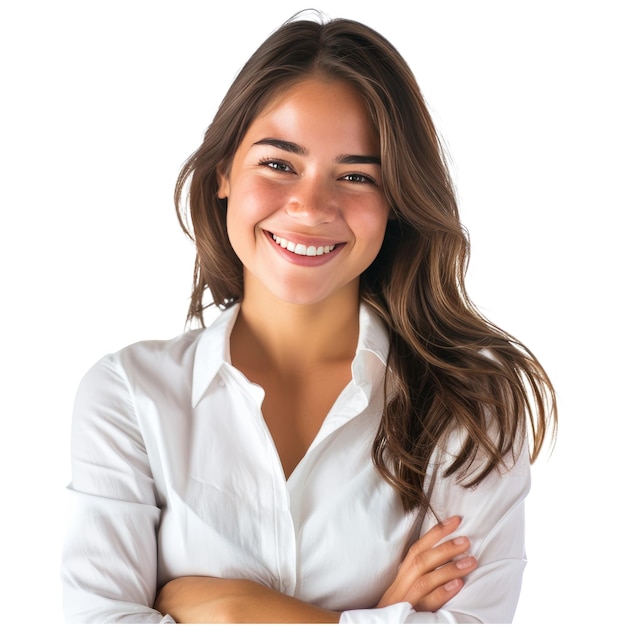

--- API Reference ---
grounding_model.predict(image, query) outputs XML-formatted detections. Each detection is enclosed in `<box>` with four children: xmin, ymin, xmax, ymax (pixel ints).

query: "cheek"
<box><xmin>227</xmin><ymin>178</ymin><xmax>287</xmax><ymax>225</ymax></box>
<box><xmin>358</xmin><ymin>204</ymin><xmax>390</xmax><ymax>248</ymax></box>
<box><xmin>225</xmin><ymin>181</ymin><xmax>287</xmax><ymax>258</ymax></box>
<box><xmin>357</xmin><ymin>208</ymin><xmax>391</xmax><ymax>270</ymax></box>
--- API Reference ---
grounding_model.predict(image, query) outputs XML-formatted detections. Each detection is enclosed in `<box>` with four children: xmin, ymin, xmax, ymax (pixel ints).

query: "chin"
<box><xmin>244</xmin><ymin>271</ymin><xmax>359</xmax><ymax>308</ymax></box>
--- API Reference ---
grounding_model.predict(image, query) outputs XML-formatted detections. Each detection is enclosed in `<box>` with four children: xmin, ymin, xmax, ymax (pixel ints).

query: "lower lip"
<box><xmin>264</xmin><ymin>231</ymin><xmax>344</xmax><ymax>267</ymax></box>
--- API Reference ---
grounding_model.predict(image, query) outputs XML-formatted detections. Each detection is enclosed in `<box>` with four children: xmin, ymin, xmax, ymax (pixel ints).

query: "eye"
<box><xmin>341</xmin><ymin>172</ymin><xmax>377</xmax><ymax>185</ymax></box>
<box><xmin>258</xmin><ymin>158</ymin><xmax>294</xmax><ymax>173</ymax></box>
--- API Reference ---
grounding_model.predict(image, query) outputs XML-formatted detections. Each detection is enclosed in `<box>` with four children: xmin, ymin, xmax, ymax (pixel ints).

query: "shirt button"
<box><xmin>217</xmin><ymin>378</ymin><xmax>225</xmax><ymax>387</ymax></box>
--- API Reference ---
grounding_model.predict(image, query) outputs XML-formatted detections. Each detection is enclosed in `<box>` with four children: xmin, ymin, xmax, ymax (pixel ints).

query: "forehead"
<box><xmin>245</xmin><ymin>77</ymin><xmax>379</xmax><ymax>149</ymax></box>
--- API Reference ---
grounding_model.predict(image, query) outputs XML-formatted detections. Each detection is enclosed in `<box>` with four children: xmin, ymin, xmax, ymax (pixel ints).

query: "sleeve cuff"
<box><xmin>340</xmin><ymin>602</ymin><xmax>415</xmax><ymax>623</ymax></box>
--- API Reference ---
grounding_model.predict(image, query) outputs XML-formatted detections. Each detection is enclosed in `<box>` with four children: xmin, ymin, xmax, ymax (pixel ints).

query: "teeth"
<box><xmin>272</xmin><ymin>234</ymin><xmax>336</xmax><ymax>257</ymax></box>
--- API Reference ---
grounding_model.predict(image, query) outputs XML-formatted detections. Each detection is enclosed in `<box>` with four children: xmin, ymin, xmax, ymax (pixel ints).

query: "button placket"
<box><xmin>230</xmin><ymin>363</ymin><xmax>298</xmax><ymax>597</ymax></box>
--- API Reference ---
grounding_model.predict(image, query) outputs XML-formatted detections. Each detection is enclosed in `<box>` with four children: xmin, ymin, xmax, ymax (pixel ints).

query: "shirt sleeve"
<box><xmin>339</xmin><ymin>431</ymin><xmax>531</xmax><ymax>624</ymax></box>
<box><xmin>61</xmin><ymin>354</ymin><xmax>172</xmax><ymax>623</ymax></box>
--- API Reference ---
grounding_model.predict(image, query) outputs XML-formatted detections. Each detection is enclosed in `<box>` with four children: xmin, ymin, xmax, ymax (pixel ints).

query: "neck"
<box><xmin>231</xmin><ymin>285</ymin><xmax>360</xmax><ymax>374</ymax></box>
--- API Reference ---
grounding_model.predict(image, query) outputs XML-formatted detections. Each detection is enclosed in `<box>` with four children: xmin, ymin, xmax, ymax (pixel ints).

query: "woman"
<box><xmin>62</xmin><ymin>13</ymin><xmax>556</xmax><ymax>623</ymax></box>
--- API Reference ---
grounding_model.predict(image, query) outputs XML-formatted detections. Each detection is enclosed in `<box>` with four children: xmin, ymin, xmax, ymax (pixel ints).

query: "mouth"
<box><xmin>269</xmin><ymin>232</ymin><xmax>340</xmax><ymax>257</ymax></box>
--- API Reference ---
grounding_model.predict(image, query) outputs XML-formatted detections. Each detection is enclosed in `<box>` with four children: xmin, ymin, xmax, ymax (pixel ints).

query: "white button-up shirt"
<box><xmin>61</xmin><ymin>304</ymin><xmax>530</xmax><ymax>623</ymax></box>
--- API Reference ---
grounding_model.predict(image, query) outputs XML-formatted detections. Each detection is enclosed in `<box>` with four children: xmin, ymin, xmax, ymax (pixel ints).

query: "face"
<box><xmin>218</xmin><ymin>77</ymin><xmax>390</xmax><ymax>308</ymax></box>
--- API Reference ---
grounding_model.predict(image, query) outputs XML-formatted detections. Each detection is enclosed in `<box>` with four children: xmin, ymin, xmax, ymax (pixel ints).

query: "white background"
<box><xmin>1</xmin><ymin>1</ymin><xmax>623</xmax><ymax>623</ymax></box>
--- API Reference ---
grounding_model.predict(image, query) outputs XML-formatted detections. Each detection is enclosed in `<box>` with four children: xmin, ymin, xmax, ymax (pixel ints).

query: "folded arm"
<box><xmin>62</xmin><ymin>358</ymin><xmax>529</xmax><ymax>624</ymax></box>
<box><xmin>154</xmin><ymin>516</ymin><xmax>477</xmax><ymax>623</ymax></box>
<box><xmin>341</xmin><ymin>433</ymin><xmax>532</xmax><ymax>623</ymax></box>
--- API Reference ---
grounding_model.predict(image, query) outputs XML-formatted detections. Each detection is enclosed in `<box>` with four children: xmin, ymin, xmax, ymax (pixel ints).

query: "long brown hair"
<box><xmin>175</xmin><ymin>13</ymin><xmax>557</xmax><ymax>512</ymax></box>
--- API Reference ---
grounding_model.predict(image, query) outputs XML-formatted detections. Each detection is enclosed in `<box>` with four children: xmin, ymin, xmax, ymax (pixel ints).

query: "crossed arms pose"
<box><xmin>62</xmin><ymin>12</ymin><xmax>554</xmax><ymax>624</ymax></box>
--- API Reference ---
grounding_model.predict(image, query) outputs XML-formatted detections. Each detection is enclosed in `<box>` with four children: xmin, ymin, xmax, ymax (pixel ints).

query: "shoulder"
<box><xmin>73</xmin><ymin>328</ymin><xmax>204</xmax><ymax>413</ymax></box>
<box><xmin>80</xmin><ymin>328</ymin><xmax>204</xmax><ymax>386</ymax></box>
<box><xmin>75</xmin><ymin>306</ymin><xmax>238</xmax><ymax>409</ymax></box>
<box><xmin>73</xmin><ymin>328</ymin><xmax>218</xmax><ymax>430</ymax></box>
<box><xmin>70</xmin><ymin>328</ymin><xmax>214</xmax><ymax>465</ymax></box>
<box><xmin>435</xmin><ymin>422</ymin><xmax>529</xmax><ymax>479</ymax></box>
<box><xmin>116</xmin><ymin>328</ymin><xmax>206</xmax><ymax>374</ymax></box>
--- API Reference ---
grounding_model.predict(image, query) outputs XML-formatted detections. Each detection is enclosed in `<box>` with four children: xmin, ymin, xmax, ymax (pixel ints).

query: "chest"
<box><xmin>151</xmin><ymin>373</ymin><xmax>417</xmax><ymax>610</ymax></box>
<box><xmin>254</xmin><ymin>361</ymin><xmax>353</xmax><ymax>479</ymax></box>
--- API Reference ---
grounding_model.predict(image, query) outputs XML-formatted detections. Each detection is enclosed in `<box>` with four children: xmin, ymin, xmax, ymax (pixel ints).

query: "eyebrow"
<box><xmin>253</xmin><ymin>138</ymin><xmax>306</xmax><ymax>155</ymax></box>
<box><xmin>252</xmin><ymin>137</ymin><xmax>381</xmax><ymax>165</ymax></box>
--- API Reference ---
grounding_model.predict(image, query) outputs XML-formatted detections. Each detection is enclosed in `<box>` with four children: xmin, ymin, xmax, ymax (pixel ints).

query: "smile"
<box><xmin>271</xmin><ymin>234</ymin><xmax>337</xmax><ymax>257</ymax></box>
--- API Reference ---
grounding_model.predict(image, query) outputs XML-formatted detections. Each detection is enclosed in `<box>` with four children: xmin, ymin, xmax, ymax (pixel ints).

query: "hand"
<box><xmin>155</xmin><ymin>576</ymin><xmax>340</xmax><ymax>623</ymax></box>
<box><xmin>377</xmin><ymin>515</ymin><xmax>477</xmax><ymax>612</ymax></box>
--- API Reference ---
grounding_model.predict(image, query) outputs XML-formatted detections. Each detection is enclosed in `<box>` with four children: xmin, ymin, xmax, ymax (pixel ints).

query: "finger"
<box><xmin>386</xmin><ymin>537</ymin><xmax>473</xmax><ymax>607</ymax></box>
<box><xmin>410</xmin><ymin>556</ymin><xmax>478</xmax><ymax>612</ymax></box>
<box><xmin>377</xmin><ymin>516</ymin><xmax>470</xmax><ymax>609</ymax></box>
<box><xmin>406</xmin><ymin>516</ymin><xmax>462</xmax><ymax>559</ymax></box>
<box><xmin>400</xmin><ymin>533</ymin><xmax>471</xmax><ymax>580</ymax></box>
<box><xmin>414</xmin><ymin>578</ymin><xmax>465</xmax><ymax>613</ymax></box>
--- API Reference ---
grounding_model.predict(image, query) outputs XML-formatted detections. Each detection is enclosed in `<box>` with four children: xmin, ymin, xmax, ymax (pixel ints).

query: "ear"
<box><xmin>216</xmin><ymin>162</ymin><xmax>230</xmax><ymax>199</ymax></box>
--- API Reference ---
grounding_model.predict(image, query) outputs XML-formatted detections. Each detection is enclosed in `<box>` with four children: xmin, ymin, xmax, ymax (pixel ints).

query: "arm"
<box><xmin>155</xmin><ymin>434</ymin><xmax>529</xmax><ymax>624</ymax></box>
<box><xmin>341</xmin><ymin>432</ymin><xmax>531</xmax><ymax>624</ymax></box>
<box><xmin>61</xmin><ymin>356</ymin><xmax>170</xmax><ymax>623</ymax></box>
<box><xmin>155</xmin><ymin>577</ymin><xmax>340</xmax><ymax>623</ymax></box>
<box><xmin>154</xmin><ymin>516</ymin><xmax>477</xmax><ymax>623</ymax></box>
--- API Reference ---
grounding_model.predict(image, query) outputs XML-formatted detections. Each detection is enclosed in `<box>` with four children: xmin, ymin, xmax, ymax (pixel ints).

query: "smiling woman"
<box><xmin>219</xmin><ymin>78</ymin><xmax>390</xmax><ymax>308</ymax></box>
<box><xmin>61</xmin><ymin>11</ymin><xmax>557</xmax><ymax>624</ymax></box>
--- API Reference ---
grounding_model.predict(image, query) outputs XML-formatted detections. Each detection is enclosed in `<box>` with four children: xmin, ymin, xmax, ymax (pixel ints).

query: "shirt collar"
<box><xmin>191</xmin><ymin>302</ymin><xmax>389</xmax><ymax>408</ymax></box>
<box><xmin>192</xmin><ymin>304</ymin><xmax>240</xmax><ymax>407</ymax></box>
<box><xmin>351</xmin><ymin>303</ymin><xmax>390</xmax><ymax>400</ymax></box>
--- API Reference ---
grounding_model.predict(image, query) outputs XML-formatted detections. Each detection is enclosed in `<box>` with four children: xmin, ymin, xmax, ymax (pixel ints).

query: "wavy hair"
<box><xmin>175</xmin><ymin>13</ymin><xmax>557</xmax><ymax>512</ymax></box>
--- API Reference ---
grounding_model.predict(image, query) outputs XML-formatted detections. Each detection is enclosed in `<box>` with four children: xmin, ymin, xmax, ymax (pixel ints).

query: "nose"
<box><xmin>284</xmin><ymin>177</ymin><xmax>338</xmax><ymax>226</ymax></box>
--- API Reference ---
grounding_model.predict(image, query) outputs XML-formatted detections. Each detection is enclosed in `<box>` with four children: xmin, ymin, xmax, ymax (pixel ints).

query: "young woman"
<box><xmin>61</xmin><ymin>13</ymin><xmax>556</xmax><ymax>624</ymax></box>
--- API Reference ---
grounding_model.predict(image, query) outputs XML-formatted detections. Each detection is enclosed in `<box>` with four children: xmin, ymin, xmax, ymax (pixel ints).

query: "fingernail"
<box><xmin>444</xmin><ymin>579</ymin><xmax>461</xmax><ymax>591</ymax></box>
<box><xmin>453</xmin><ymin>536</ymin><xmax>467</xmax><ymax>545</ymax></box>
<box><xmin>442</xmin><ymin>516</ymin><xmax>458</xmax><ymax>525</ymax></box>
<box><xmin>455</xmin><ymin>556</ymin><xmax>475</xmax><ymax>570</ymax></box>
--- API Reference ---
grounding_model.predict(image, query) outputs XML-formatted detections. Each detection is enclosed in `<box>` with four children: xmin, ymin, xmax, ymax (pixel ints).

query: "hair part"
<box><xmin>175</xmin><ymin>13</ymin><xmax>557</xmax><ymax>512</ymax></box>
